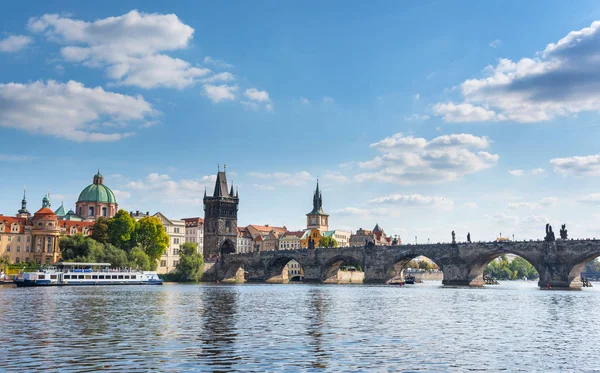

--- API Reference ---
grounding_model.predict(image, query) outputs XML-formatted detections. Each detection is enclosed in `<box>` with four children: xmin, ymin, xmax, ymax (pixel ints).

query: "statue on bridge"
<box><xmin>545</xmin><ymin>224</ymin><xmax>556</xmax><ymax>242</ymax></box>
<box><xmin>467</xmin><ymin>232</ymin><xmax>471</xmax><ymax>243</ymax></box>
<box><xmin>307</xmin><ymin>237</ymin><xmax>315</xmax><ymax>250</ymax></box>
<box><xmin>560</xmin><ymin>224</ymin><xmax>568</xmax><ymax>240</ymax></box>
<box><xmin>451</xmin><ymin>230</ymin><xmax>456</xmax><ymax>244</ymax></box>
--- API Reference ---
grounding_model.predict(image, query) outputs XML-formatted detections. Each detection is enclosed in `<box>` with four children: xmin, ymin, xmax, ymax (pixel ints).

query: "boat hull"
<box><xmin>14</xmin><ymin>279</ymin><xmax>163</xmax><ymax>287</ymax></box>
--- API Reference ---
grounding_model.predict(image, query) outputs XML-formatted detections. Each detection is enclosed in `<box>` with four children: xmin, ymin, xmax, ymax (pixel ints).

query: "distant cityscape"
<box><xmin>0</xmin><ymin>169</ymin><xmax>405</xmax><ymax>275</ymax></box>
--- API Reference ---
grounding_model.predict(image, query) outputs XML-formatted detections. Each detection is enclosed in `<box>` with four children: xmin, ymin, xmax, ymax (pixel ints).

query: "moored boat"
<box><xmin>14</xmin><ymin>262</ymin><xmax>162</xmax><ymax>287</ymax></box>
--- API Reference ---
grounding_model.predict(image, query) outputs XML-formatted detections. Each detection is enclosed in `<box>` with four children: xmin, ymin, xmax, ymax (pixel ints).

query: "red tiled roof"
<box><xmin>0</xmin><ymin>216</ymin><xmax>27</xmax><ymax>234</ymax></box>
<box><xmin>34</xmin><ymin>207</ymin><xmax>56</xmax><ymax>216</ymax></box>
<box><xmin>248</xmin><ymin>224</ymin><xmax>287</xmax><ymax>233</ymax></box>
<box><xmin>61</xmin><ymin>221</ymin><xmax>94</xmax><ymax>235</ymax></box>
<box><xmin>182</xmin><ymin>217</ymin><xmax>204</xmax><ymax>227</ymax></box>
<box><xmin>282</xmin><ymin>231</ymin><xmax>304</xmax><ymax>238</ymax></box>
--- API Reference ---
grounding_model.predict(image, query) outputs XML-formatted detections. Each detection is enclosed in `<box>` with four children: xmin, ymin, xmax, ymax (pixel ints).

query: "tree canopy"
<box><xmin>174</xmin><ymin>242</ymin><xmax>204</xmax><ymax>282</ymax></box>
<box><xmin>91</xmin><ymin>216</ymin><xmax>109</xmax><ymax>243</ymax></box>
<box><xmin>485</xmin><ymin>255</ymin><xmax>538</xmax><ymax>280</ymax></box>
<box><xmin>319</xmin><ymin>236</ymin><xmax>338</xmax><ymax>248</ymax></box>
<box><xmin>134</xmin><ymin>216</ymin><xmax>169</xmax><ymax>269</ymax></box>
<box><xmin>108</xmin><ymin>209</ymin><xmax>136</xmax><ymax>251</ymax></box>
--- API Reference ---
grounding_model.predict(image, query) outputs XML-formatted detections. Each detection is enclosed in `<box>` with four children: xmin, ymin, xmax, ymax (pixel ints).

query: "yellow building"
<box><xmin>301</xmin><ymin>228</ymin><xmax>322</xmax><ymax>249</ymax></box>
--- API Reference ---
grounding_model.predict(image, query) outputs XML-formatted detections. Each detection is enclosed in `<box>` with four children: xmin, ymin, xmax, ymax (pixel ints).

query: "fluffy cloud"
<box><xmin>0</xmin><ymin>35</ymin><xmax>32</xmax><ymax>52</ymax></box>
<box><xmin>203</xmin><ymin>56</ymin><xmax>233</xmax><ymax>69</ymax></box>
<box><xmin>578</xmin><ymin>193</ymin><xmax>600</xmax><ymax>205</ymax></box>
<box><xmin>354</xmin><ymin>133</ymin><xmax>498</xmax><ymax>184</ymax></box>
<box><xmin>28</xmin><ymin>11</ymin><xmax>217</xmax><ymax>89</ymax></box>
<box><xmin>506</xmin><ymin>197</ymin><xmax>558</xmax><ymax>210</ymax></box>
<box><xmin>368</xmin><ymin>193</ymin><xmax>453</xmax><ymax>209</ymax></box>
<box><xmin>0</xmin><ymin>80</ymin><xmax>155</xmax><ymax>141</ymax></box>
<box><xmin>247</xmin><ymin>171</ymin><xmax>313</xmax><ymax>187</ymax></box>
<box><xmin>550</xmin><ymin>154</ymin><xmax>600</xmax><ymax>176</ymax></box>
<box><xmin>489</xmin><ymin>39</ymin><xmax>502</xmax><ymax>48</ymax></box>
<box><xmin>531</xmin><ymin>168</ymin><xmax>546</xmax><ymax>175</ymax></box>
<box><xmin>322</xmin><ymin>172</ymin><xmax>350</xmax><ymax>183</ymax></box>
<box><xmin>435</xmin><ymin>21</ymin><xmax>600</xmax><ymax>123</ymax></box>
<box><xmin>124</xmin><ymin>173</ymin><xmax>217</xmax><ymax>204</ymax></box>
<box><xmin>508</xmin><ymin>169</ymin><xmax>524</xmax><ymax>176</ymax></box>
<box><xmin>203</xmin><ymin>84</ymin><xmax>238</xmax><ymax>103</ymax></box>
<box><xmin>462</xmin><ymin>202</ymin><xmax>478</xmax><ymax>209</ymax></box>
<box><xmin>244</xmin><ymin>88</ymin><xmax>270</xmax><ymax>102</ymax></box>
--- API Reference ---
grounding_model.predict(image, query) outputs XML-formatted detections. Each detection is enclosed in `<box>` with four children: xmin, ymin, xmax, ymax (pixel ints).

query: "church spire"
<box><xmin>18</xmin><ymin>186</ymin><xmax>28</xmax><ymax>214</ymax></box>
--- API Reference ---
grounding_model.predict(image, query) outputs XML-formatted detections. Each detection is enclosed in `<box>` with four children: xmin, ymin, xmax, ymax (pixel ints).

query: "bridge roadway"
<box><xmin>211</xmin><ymin>239</ymin><xmax>600</xmax><ymax>290</ymax></box>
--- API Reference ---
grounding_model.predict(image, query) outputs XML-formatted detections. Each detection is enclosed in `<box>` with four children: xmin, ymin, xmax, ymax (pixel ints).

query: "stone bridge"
<box><xmin>210</xmin><ymin>239</ymin><xmax>600</xmax><ymax>290</ymax></box>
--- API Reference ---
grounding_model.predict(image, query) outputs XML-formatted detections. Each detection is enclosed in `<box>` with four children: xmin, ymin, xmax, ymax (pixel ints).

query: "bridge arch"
<box><xmin>384</xmin><ymin>254</ymin><xmax>443</xmax><ymax>284</ymax></box>
<box><xmin>321</xmin><ymin>254</ymin><xmax>364</xmax><ymax>283</ymax></box>
<box><xmin>566</xmin><ymin>249</ymin><xmax>600</xmax><ymax>288</ymax></box>
<box><xmin>221</xmin><ymin>259</ymin><xmax>248</xmax><ymax>283</ymax></box>
<box><xmin>466</xmin><ymin>248</ymin><xmax>542</xmax><ymax>287</ymax></box>
<box><xmin>220</xmin><ymin>239</ymin><xmax>236</xmax><ymax>256</ymax></box>
<box><xmin>264</xmin><ymin>255</ymin><xmax>306</xmax><ymax>283</ymax></box>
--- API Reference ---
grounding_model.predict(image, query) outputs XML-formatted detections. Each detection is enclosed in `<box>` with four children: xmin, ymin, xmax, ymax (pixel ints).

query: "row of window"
<box><xmin>63</xmin><ymin>274</ymin><xmax>138</xmax><ymax>280</ymax></box>
<box><xmin>14</xmin><ymin>257</ymin><xmax>49</xmax><ymax>265</ymax></box>
<box><xmin>159</xmin><ymin>260</ymin><xmax>179</xmax><ymax>267</ymax></box>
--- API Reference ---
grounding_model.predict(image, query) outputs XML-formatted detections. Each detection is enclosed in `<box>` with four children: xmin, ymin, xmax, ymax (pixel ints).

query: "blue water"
<box><xmin>1</xmin><ymin>281</ymin><xmax>598</xmax><ymax>372</ymax></box>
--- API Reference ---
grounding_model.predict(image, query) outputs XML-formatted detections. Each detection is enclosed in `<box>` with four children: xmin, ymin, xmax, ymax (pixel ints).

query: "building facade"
<box><xmin>76</xmin><ymin>171</ymin><xmax>118</xmax><ymax>221</ymax></box>
<box><xmin>154</xmin><ymin>212</ymin><xmax>185</xmax><ymax>274</ymax></box>
<box><xmin>203</xmin><ymin>169</ymin><xmax>239</xmax><ymax>260</ymax></box>
<box><xmin>0</xmin><ymin>194</ymin><xmax>92</xmax><ymax>265</ymax></box>
<box><xmin>236</xmin><ymin>227</ymin><xmax>253</xmax><ymax>253</ymax></box>
<box><xmin>279</xmin><ymin>231</ymin><xmax>303</xmax><ymax>250</ymax></box>
<box><xmin>183</xmin><ymin>217</ymin><xmax>204</xmax><ymax>253</ymax></box>
<box><xmin>323</xmin><ymin>230</ymin><xmax>352</xmax><ymax>247</ymax></box>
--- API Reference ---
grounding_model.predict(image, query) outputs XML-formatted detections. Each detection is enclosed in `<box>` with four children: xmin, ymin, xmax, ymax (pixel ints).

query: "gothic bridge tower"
<box><xmin>203</xmin><ymin>167</ymin><xmax>239</xmax><ymax>259</ymax></box>
<box><xmin>306</xmin><ymin>181</ymin><xmax>328</xmax><ymax>231</ymax></box>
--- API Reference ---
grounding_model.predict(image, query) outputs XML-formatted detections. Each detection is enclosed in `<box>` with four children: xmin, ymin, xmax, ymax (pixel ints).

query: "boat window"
<box><xmin>38</xmin><ymin>275</ymin><xmax>45</xmax><ymax>280</ymax></box>
<box><xmin>98</xmin><ymin>275</ymin><xmax>105</xmax><ymax>279</ymax></box>
<box><xmin>111</xmin><ymin>275</ymin><xmax>117</xmax><ymax>279</ymax></box>
<box><xmin>118</xmin><ymin>275</ymin><xmax>124</xmax><ymax>279</ymax></box>
<box><xmin>78</xmin><ymin>275</ymin><xmax>84</xmax><ymax>279</ymax></box>
<box><xmin>85</xmin><ymin>275</ymin><xmax>91</xmax><ymax>280</ymax></box>
<box><xmin>124</xmin><ymin>275</ymin><xmax>129</xmax><ymax>279</ymax></box>
<box><xmin>64</xmin><ymin>275</ymin><xmax>70</xmax><ymax>279</ymax></box>
<box><xmin>50</xmin><ymin>275</ymin><xmax>57</xmax><ymax>280</ymax></box>
<box><xmin>92</xmin><ymin>275</ymin><xmax>98</xmax><ymax>279</ymax></box>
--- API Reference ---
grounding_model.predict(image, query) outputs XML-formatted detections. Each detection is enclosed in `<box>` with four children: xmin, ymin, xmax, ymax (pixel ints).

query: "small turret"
<box><xmin>18</xmin><ymin>186</ymin><xmax>29</xmax><ymax>215</ymax></box>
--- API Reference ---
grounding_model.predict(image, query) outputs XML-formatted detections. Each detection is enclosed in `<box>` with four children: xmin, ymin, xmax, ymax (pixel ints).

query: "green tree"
<box><xmin>91</xmin><ymin>216</ymin><xmax>110</xmax><ymax>243</ymax></box>
<box><xmin>128</xmin><ymin>247</ymin><xmax>151</xmax><ymax>270</ymax></box>
<box><xmin>134</xmin><ymin>216</ymin><xmax>169</xmax><ymax>270</ymax></box>
<box><xmin>319</xmin><ymin>236</ymin><xmax>338</xmax><ymax>248</ymax></box>
<box><xmin>175</xmin><ymin>242</ymin><xmax>204</xmax><ymax>282</ymax></box>
<box><xmin>60</xmin><ymin>234</ymin><xmax>89</xmax><ymax>260</ymax></box>
<box><xmin>108</xmin><ymin>209</ymin><xmax>136</xmax><ymax>251</ymax></box>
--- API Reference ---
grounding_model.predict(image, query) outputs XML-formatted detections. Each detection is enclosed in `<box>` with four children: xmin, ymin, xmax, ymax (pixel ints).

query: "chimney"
<box><xmin>265</xmin><ymin>224</ymin><xmax>269</xmax><ymax>227</ymax></box>
<box><xmin>136</xmin><ymin>210</ymin><xmax>139</xmax><ymax>215</ymax></box>
<box><xmin>146</xmin><ymin>211</ymin><xmax>150</xmax><ymax>216</ymax></box>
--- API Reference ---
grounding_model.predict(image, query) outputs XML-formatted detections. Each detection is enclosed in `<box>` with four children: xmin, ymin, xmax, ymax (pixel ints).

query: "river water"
<box><xmin>1</xmin><ymin>281</ymin><xmax>599</xmax><ymax>372</ymax></box>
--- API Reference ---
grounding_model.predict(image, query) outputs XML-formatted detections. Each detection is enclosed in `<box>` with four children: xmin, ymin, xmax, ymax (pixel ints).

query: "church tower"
<box><xmin>306</xmin><ymin>181</ymin><xmax>329</xmax><ymax>231</ymax></box>
<box><xmin>17</xmin><ymin>186</ymin><xmax>30</xmax><ymax>218</ymax></box>
<box><xmin>203</xmin><ymin>166</ymin><xmax>239</xmax><ymax>259</ymax></box>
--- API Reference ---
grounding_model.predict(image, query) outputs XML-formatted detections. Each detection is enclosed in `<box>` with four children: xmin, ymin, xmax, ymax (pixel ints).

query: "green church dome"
<box><xmin>77</xmin><ymin>171</ymin><xmax>117</xmax><ymax>204</ymax></box>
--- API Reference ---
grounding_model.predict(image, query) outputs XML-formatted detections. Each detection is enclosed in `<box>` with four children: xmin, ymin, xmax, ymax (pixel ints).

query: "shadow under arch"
<box><xmin>321</xmin><ymin>254</ymin><xmax>364</xmax><ymax>283</ymax></box>
<box><xmin>384</xmin><ymin>254</ymin><xmax>442</xmax><ymax>284</ymax></box>
<box><xmin>567</xmin><ymin>252</ymin><xmax>600</xmax><ymax>288</ymax></box>
<box><xmin>221</xmin><ymin>260</ymin><xmax>246</xmax><ymax>283</ymax></box>
<box><xmin>467</xmin><ymin>250</ymin><xmax>542</xmax><ymax>287</ymax></box>
<box><xmin>220</xmin><ymin>239</ymin><xmax>235</xmax><ymax>256</ymax></box>
<box><xmin>264</xmin><ymin>255</ymin><xmax>306</xmax><ymax>283</ymax></box>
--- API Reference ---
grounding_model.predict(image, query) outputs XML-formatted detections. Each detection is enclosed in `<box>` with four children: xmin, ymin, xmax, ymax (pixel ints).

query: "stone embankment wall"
<box><xmin>325</xmin><ymin>270</ymin><xmax>365</xmax><ymax>284</ymax></box>
<box><xmin>405</xmin><ymin>271</ymin><xmax>443</xmax><ymax>281</ymax></box>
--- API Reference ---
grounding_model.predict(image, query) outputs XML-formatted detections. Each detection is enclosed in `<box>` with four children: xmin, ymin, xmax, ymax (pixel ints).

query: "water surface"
<box><xmin>1</xmin><ymin>281</ymin><xmax>598</xmax><ymax>372</ymax></box>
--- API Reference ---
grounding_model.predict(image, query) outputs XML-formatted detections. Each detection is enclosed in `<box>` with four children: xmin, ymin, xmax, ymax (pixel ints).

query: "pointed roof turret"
<box><xmin>18</xmin><ymin>186</ymin><xmax>29</xmax><ymax>214</ymax></box>
<box><xmin>55</xmin><ymin>201</ymin><xmax>67</xmax><ymax>218</ymax></box>
<box><xmin>236</xmin><ymin>187</ymin><xmax>239</xmax><ymax>199</ymax></box>
<box><xmin>42</xmin><ymin>193</ymin><xmax>51</xmax><ymax>208</ymax></box>
<box><xmin>373</xmin><ymin>223</ymin><xmax>382</xmax><ymax>233</ymax></box>
<box><xmin>213</xmin><ymin>171</ymin><xmax>231</xmax><ymax>197</ymax></box>
<box><xmin>230</xmin><ymin>182</ymin><xmax>234</xmax><ymax>197</ymax></box>
<box><xmin>306</xmin><ymin>180</ymin><xmax>327</xmax><ymax>216</ymax></box>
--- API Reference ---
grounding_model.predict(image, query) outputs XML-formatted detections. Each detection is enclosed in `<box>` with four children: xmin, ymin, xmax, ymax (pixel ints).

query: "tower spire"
<box><xmin>18</xmin><ymin>185</ymin><xmax>28</xmax><ymax>214</ymax></box>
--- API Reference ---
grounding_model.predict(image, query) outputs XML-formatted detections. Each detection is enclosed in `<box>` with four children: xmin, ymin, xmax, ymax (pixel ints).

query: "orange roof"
<box><xmin>182</xmin><ymin>217</ymin><xmax>204</xmax><ymax>226</ymax></box>
<box><xmin>61</xmin><ymin>220</ymin><xmax>94</xmax><ymax>235</ymax></box>
<box><xmin>254</xmin><ymin>236</ymin><xmax>264</xmax><ymax>242</ymax></box>
<box><xmin>282</xmin><ymin>231</ymin><xmax>304</xmax><ymax>238</ymax></box>
<box><xmin>247</xmin><ymin>224</ymin><xmax>287</xmax><ymax>233</ymax></box>
<box><xmin>0</xmin><ymin>216</ymin><xmax>27</xmax><ymax>233</ymax></box>
<box><xmin>34</xmin><ymin>207</ymin><xmax>56</xmax><ymax>216</ymax></box>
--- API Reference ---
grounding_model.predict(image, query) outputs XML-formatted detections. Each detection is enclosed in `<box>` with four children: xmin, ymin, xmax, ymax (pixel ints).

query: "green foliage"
<box><xmin>585</xmin><ymin>258</ymin><xmax>600</xmax><ymax>273</ymax></box>
<box><xmin>319</xmin><ymin>236</ymin><xmax>338</xmax><ymax>248</ymax></box>
<box><xmin>485</xmin><ymin>255</ymin><xmax>538</xmax><ymax>280</ymax></box>
<box><xmin>108</xmin><ymin>209</ymin><xmax>136</xmax><ymax>251</ymax></box>
<box><xmin>60</xmin><ymin>234</ymin><xmax>91</xmax><ymax>259</ymax></box>
<box><xmin>174</xmin><ymin>242</ymin><xmax>204</xmax><ymax>282</ymax></box>
<box><xmin>92</xmin><ymin>217</ymin><xmax>110</xmax><ymax>243</ymax></box>
<box><xmin>128</xmin><ymin>247</ymin><xmax>151</xmax><ymax>270</ymax></box>
<box><xmin>134</xmin><ymin>216</ymin><xmax>169</xmax><ymax>270</ymax></box>
<box><xmin>60</xmin><ymin>234</ymin><xmax>127</xmax><ymax>267</ymax></box>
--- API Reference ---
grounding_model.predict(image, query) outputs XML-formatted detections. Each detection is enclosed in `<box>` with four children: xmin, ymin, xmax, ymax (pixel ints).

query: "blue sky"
<box><xmin>2</xmin><ymin>1</ymin><xmax>600</xmax><ymax>242</ymax></box>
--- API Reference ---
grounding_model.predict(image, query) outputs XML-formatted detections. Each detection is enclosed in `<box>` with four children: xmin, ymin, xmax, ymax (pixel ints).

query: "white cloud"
<box><xmin>506</xmin><ymin>197</ymin><xmax>558</xmax><ymax>210</ymax></box>
<box><xmin>414</xmin><ymin>93</ymin><xmax>420</xmax><ymax>100</ymax></box>
<box><xmin>244</xmin><ymin>88</ymin><xmax>270</xmax><ymax>102</ymax></box>
<box><xmin>253</xmin><ymin>184</ymin><xmax>275</xmax><ymax>191</ymax></box>
<box><xmin>203</xmin><ymin>84</ymin><xmax>238</xmax><ymax>103</ymax></box>
<box><xmin>404</xmin><ymin>114</ymin><xmax>430</xmax><ymax>121</ymax></box>
<box><xmin>550</xmin><ymin>154</ymin><xmax>600</xmax><ymax>176</ymax></box>
<box><xmin>123</xmin><ymin>173</ymin><xmax>217</xmax><ymax>205</ymax></box>
<box><xmin>531</xmin><ymin>167</ymin><xmax>546</xmax><ymax>175</ymax></box>
<box><xmin>432</xmin><ymin>102</ymin><xmax>502</xmax><ymax>123</ymax></box>
<box><xmin>0</xmin><ymin>154</ymin><xmax>34</xmax><ymax>161</ymax></box>
<box><xmin>0</xmin><ymin>80</ymin><xmax>155</xmax><ymax>141</ymax></box>
<box><xmin>463</xmin><ymin>202</ymin><xmax>478</xmax><ymax>209</ymax></box>
<box><xmin>322</xmin><ymin>96</ymin><xmax>334</xmax><ymax>104</ymax></box>
<box><xmin>112</xmin><ymin>189</ymin><xmax>131</xmax><ymax>200</ymax></box>
<box><xmin>334</xmin><ymin>207</ymin><xmax>390</xmax><ymax>217</ymax></box>
<box><xmin>579</xmin><ymin>193</ymin><xmax>600</xmax><ymax>205</ymax></box>
<box><xmin>299</xmin><ymin>97</ymin><xmax>310</xmax><ymax>104</ymax></box>
<box><xmin>203</xmin><ymin>56</ymin><xmax>233</xmax><ymax>69</ymax></box>
<box><xmin>28</xmin><ymin>11</ymin><xmax>214</xmax><ymax>89</ymax></box>
<box><xmin>202</xmin><ymin>72</ymin><xmax>235</xmax><ymax>83</ymax></box>
<box><xmin>368</xmin><ymin>193</ymin><xmax>453</xmax><ymax>209</ymax></box>
<box><xmin>247</xmin><ymin>171</ymin><xmax>313</xmax><ymax>186</ymax></box>
<box><xmin>353</xmin><ymin>133</ymin><xmax>498</xmax><ymax>184</ymax></box>
<box><xmin>489</xmin><ymin>39</ymin><xmax>502</xmax><ymax>48</ymax></box>
<box><xmin>435</xmin><ymin>21</ymin><xmax>600</xmax><ymax>123</ymax></box>
<box><xmin>508</xmin><ymin>169</ymin><xmax>524</xmax><ymax>176</ymax></box>
<box><xmin>322</xmin><ymin>172</ymin><xmax>350</xmax><ymax>183</ymax></box>
<box><xmin>0</xmin><ymin>35</ymin><xmax>32</xmax><ymax>52</ymax></box>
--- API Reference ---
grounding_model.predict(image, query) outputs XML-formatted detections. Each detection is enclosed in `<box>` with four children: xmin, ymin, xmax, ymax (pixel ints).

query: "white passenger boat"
<box><xmin>14</xmin><ymin>262</ymin><xmax>163</xmax><ymax>287</ymax></box>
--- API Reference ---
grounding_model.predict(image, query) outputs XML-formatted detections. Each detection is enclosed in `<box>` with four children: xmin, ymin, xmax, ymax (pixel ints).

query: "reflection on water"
<box><xmin>1</xmin><ymin>281</ymin><xmax>600</xmax><ymax>372</ymax></box>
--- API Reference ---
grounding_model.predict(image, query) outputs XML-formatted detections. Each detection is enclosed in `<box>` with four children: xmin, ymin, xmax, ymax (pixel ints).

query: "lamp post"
<box><xmin>428</xmin><ymin>237</ymin><xmax>430</xmax><ymax>244</ymax></box>
<box><xmin>415</xmin><ymin>236</ymin><xmax>417</xmax><ymax>245</ymax></box>
<box><xmin>512</xmin><ymin>234</ymin><xmax>515</xmax><ymax>241</ymax></box>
